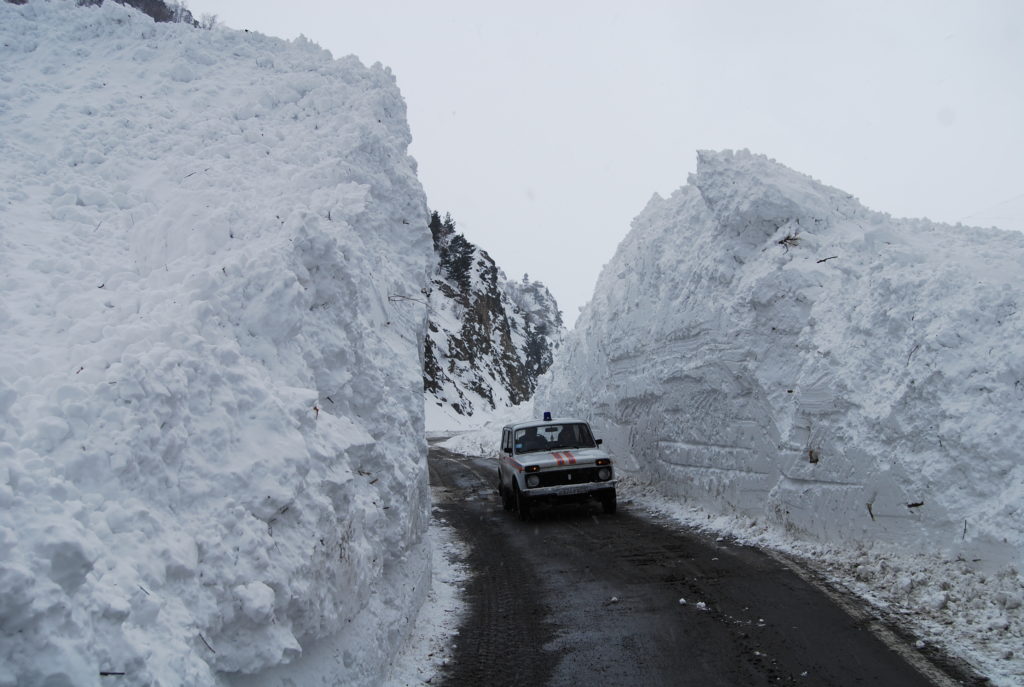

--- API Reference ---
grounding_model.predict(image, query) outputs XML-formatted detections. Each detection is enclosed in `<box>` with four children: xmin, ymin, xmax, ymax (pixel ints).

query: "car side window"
<box><xmin>514</xmin><ymin>428</ymin><xmax>535</xmax><ymax>453</ymax></box>
<box><xmin>580</xmin><ymin>424</ymin><xmax>596</xmax><ymax>447</ymax></box>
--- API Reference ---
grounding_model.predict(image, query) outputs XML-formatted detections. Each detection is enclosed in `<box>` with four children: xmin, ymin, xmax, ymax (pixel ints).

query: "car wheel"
<box><xmin>601</xmin><ymin>489</ymin><xmax>617</xmax><ymax>515</ymax></box>
<box><xmin>515</xmin><ymin>484</ymin><xmax>531</xmax><ymax>521</ymax></box>
<box><xmin>499</xmin><ymin>480</ymin><xmax>513</xmax><ymax>511</ymax></box>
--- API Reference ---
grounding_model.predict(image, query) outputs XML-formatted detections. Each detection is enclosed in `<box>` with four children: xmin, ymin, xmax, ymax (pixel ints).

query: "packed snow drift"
<box><xmin>534</xmin><ymin>149</ymin><xmax>1024</xmax><ymax>682</ymax></box>
<box><xmin>537</xmin><ymin>149</ymin><xmax>1024</xmax><ymax>566</ymax></box>
<box><xmin>0</xmin><ymin>2</ymin><xmax>433</xmax><ymax>685</ymax></box>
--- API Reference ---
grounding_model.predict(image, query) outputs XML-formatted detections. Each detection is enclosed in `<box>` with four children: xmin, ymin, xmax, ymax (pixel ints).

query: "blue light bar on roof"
<box><xmin>543</xmin><ymin>411</ymin><xmax>552</xmax><ymax>421</ymax></box>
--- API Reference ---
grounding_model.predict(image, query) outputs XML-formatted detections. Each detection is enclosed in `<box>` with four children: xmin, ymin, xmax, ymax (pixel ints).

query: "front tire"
<box><xmin>515</xmin><ymin>484</ymin><xmax>532</xmax><ymax>521</ymax></box>
<box><xmin>499</xmin><ymin>477</ymin><xmax>513</xmax><ymax>511</ymax></box>
<box><xmin>601</xmin><ymin>489</ymin><xmax>617</xmax><ymax>515</ymax></box>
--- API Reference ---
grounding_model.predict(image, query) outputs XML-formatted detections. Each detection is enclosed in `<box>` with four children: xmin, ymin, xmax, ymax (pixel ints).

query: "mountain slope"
<box><xmin>424</xmin><ymin>212</ymin><xmax>563</xmax><ymax>424</ymax></box>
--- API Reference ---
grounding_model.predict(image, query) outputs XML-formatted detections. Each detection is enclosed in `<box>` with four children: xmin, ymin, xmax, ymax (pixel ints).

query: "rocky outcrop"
<box><xmin>425</xmin><ymin>212</ymin><xmax>563</xmax><ymax>416</ymax></box>
<box><xmin>73</xmin><ymin>0</ymin><xmax>199</xmax><ymax>26</ymax></box>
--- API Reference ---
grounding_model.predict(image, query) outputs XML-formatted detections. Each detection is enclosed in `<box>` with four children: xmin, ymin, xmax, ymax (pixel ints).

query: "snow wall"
<box><xmin>537</xmin><ymin>149</ymin><xmax>1024</xmax><ymax>567</ymax></box>
<box><xmin>0</xmin><ymin>3</ymin><xmax>433</xmax><ymax>685</ymax></box>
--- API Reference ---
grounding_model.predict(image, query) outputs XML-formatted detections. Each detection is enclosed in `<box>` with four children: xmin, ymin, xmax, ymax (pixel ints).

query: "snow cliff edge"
<box><xmin>0</xmin><ymin>3</ymin><xmax>432</xmax><ymax>685</ymax></box>
<box><xmin>538</xmin><ymin>149</ymin><xmax>1024</xmax><ymax>566</ymax></box>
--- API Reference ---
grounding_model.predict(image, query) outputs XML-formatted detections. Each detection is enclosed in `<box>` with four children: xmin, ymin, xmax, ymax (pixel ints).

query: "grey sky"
<box><xmin>187</xmin><ymin>0</ymin><xmax>1024</xmax><ymax>327</ymax></box>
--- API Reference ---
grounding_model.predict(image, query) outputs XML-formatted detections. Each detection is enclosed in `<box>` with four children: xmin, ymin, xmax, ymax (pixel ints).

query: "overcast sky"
<box><xmin>187</xmin><ymin>0</ymin><xmax>1023</xmax><ymax>327</ymax></box>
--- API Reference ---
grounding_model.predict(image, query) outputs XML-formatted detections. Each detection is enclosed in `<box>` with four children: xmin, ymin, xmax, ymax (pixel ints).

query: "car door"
<box><xmin>499</xmin><ymin>429</ymin><xmax>512</xmax><ymax>486</ymax></box>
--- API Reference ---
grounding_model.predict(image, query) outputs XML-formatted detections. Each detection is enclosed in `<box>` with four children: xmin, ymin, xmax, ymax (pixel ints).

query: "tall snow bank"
<box><xmin>537</xmin><ymin>149</ymin><xmax>1024</xmax><ymax>566</ymax></box>
<box><xmin>0</xmin><ymin>2</ymin><xmax>432</xmax><ymax>685</ymax></box>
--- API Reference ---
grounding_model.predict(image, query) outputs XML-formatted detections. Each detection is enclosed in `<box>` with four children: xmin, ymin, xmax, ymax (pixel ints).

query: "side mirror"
<box><xmin>596</xmin><ymin>439</ymin><xmax>603</xmax><ymax>446</ymax></box>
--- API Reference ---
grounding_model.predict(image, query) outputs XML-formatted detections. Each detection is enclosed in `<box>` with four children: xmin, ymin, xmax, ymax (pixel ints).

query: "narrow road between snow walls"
<box><xmin>426</xmin><ymin>445</ymin><xmax>986</xmax><ymax>687</ymax></box>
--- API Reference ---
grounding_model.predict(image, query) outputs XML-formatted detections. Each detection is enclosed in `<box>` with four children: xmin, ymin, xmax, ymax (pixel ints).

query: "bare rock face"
<box><xmin>73</xmin><ymin>0</ymin><xmax>199</xmax><ymax>26</ymax></box>
<box><xmin>424</xmin><ymin>212</ymin><xmax>564</xmax><ymax>416</ymax></box>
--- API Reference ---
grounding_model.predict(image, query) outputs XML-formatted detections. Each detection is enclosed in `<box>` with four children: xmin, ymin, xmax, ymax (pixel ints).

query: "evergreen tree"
<box><xmin>442</xmin><ymin>234</ymin><xmax>474</xmax><ymax>292</ymax></box>
<box><xmin>428</xmin><ymin>210</ymin><xmax>444</xmax><ymax>249</ymax></box>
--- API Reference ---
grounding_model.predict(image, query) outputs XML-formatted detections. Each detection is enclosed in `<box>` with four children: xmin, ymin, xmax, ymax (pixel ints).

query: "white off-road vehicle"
<box><xmin>497</xmin><ymin>414</ymin><xmax>616</xmax><ymax>520</ymax></box>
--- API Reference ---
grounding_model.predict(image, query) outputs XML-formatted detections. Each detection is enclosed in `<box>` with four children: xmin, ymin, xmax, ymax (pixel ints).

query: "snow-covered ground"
<box><xmin>383</xmin><ymin>505</ymin><xmax>468</xmax><ymax>686</ymax></box>
<box><xmin>426</xmin><ymin>398</ymin><xmax>530</xmax><ymax>439</ymax></box>
<box><xmin>628</xmin><ymin>478</ymin><xmax>1023</xmax><ymax>685</ymax></box>
<box><xmin>1</xmin><ymin>3</ymin><xmax>434</xmax><ymax>685</ymax></box>
<box><xmin>534</xmin><ymin>149</ymin><xmax>1024</xmax><ymax>685</ymax></box>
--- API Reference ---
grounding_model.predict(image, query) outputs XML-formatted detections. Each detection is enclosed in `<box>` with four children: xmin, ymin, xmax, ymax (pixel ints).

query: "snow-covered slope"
<box><xmin>0</xmin><ymin>2</ymin><xmax>432</xmax><ymax>685</ymax></box>
<box><xmin>424</xmin><ymin>212</ymin><xmax>563</xmax><ymax>429</ymax></box>
<box><xmin>537</xmin><ymin>149</ymin><xmax>1024</xmax><ymax>566</ymax></box>
<box><xmin>504</xmin><ymin>272</ymin><xmax>564</xmax><ymax>374</ymax></box>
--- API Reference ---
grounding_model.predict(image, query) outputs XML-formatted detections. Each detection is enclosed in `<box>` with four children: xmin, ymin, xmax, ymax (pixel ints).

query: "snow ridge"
<box><xmin>537</xmin><ymin>149</ymin><xmax>1024</xmax><ymax>566</ymax></box>
<box><xmin>1</xmin><ymin>3</ymin><xmax>432</xmax><ymax>685</ymax></box>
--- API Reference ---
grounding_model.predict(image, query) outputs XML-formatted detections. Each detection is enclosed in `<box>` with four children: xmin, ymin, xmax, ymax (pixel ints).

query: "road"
<box><xmin>428</xmin><ymin>444</ymin><xmax>983</xmax><ymax>687</ymax></box>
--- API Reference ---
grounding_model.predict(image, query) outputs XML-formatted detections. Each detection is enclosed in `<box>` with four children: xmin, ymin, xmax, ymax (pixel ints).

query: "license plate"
<box><xmin>556</xmin><ymin>484</ymin><xmax>591</xmax><ymax>496</ymax></box>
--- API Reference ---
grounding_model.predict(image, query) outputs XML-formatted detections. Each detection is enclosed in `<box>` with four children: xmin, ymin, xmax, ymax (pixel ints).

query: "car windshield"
<box><xmin>514</xmin><ymin>423</ymin><xmax>595</xmax><ymax>454</ymax></box>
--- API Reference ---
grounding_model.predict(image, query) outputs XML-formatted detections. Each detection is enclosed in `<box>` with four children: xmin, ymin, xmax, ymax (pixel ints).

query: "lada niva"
<box><xmin>497</xmin><ymin>414</ymin><xmax>616</xmax><ymax>520</ymax></box>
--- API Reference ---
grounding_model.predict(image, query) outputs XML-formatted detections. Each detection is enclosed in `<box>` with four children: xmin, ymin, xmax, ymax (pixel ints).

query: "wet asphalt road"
<box><xmin>428</xmin><ymin>444</ymin><xmax>981</xmax><ymax>687</ymax></box>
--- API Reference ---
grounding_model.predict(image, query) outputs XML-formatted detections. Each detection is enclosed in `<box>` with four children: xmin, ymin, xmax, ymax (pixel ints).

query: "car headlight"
<box><xmin>526</xmin><ymin>474</ymin><xmax>540</xmax><ymax>488</ymax></box>
<box><xmin>597</xmin><ymin>467</ymin><xmax>611</xmax><ymax>481</ymax></box>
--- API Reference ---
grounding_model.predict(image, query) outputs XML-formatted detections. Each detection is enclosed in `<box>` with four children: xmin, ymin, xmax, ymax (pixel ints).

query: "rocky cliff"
<box><xmin>425</xmin><ymin>212</ymin><xmax>563</xmax><ymax>418</ymax></box>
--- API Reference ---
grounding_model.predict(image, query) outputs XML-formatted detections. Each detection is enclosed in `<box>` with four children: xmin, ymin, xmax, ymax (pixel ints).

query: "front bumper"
<box><xmin>524</xmin><ymin>480</ymin><xmax>616</xmax><ymax>499</ymax></box>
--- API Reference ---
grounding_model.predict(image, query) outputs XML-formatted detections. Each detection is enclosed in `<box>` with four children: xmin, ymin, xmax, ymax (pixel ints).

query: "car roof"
<box><xmin>502</xmin><ymin>417</ymin><xmax>591</xmax><ymax>431</ymax></box>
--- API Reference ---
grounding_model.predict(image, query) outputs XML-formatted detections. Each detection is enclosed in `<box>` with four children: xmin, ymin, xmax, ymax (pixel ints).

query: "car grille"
<box><xmin>536</xmin><ymin>467</ymin><xmax>602</xmax><ymax>488</ymax></box>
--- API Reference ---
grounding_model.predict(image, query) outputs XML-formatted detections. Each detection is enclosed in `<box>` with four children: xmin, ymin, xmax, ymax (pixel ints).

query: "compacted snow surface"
<box><xmin>535</xmin><ymin>149</ymin><xmax>1024</xmax><ymax>684</ymax></box>
<box><xmin>0</xmin><ymin>2</ymin><xmax>434</xmax><ymax>685</ymax></box>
